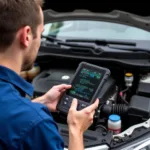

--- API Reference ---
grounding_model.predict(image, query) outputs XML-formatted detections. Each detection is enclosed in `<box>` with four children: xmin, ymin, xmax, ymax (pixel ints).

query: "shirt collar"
<box><xmin>0</xmin><ymin>65</ymin><xmax>33</xmax><ymax>96</ymax></box>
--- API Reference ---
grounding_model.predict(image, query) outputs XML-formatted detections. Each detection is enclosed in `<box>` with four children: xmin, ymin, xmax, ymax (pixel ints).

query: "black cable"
<box><xmin>120</xmin><ymin>95</ymin><xmax>129</xmax><ymax>105</ymax></box>
<box><xmin>120</xmin><ymin>87</ymin><xmax>129</xmax><ymax>93</ymax></box>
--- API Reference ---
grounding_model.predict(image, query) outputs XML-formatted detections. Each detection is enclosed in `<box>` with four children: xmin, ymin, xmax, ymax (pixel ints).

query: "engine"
<box><xmin>94</xmin><ymin>72</ymin><xmax>150</xmax><ymax>134</ymax></box>
<box><xmin>24</xmin><ymin>63</ymin><xmax>150</xmax><ymax>137</ymax></box>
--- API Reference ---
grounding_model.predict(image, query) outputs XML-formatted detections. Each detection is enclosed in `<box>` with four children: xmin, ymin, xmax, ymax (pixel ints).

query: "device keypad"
<box><xmin>61</xmin><ymin>95</ymin><xmax>88</xmax><ymax>112</ymax></box>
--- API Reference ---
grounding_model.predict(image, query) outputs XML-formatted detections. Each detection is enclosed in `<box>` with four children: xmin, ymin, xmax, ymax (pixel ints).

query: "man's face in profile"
<box><xmin>22</xmin><ymin>7</ymin><xmax>44</xmax><ymax>71</ymax></box>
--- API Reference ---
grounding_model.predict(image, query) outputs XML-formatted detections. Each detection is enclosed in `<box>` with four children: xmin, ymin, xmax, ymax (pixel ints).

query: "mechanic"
<box><xmin>0</xmin><ymin>0</ymin><xmax>99</xmax><ymax>150</ymax></box>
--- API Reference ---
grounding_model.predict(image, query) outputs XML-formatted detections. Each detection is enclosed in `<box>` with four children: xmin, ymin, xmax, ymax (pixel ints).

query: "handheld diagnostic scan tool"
<box><xmin>57</xmin><ymin>62</ymin><xmax>110</xmax><ymax>114</ymax></box>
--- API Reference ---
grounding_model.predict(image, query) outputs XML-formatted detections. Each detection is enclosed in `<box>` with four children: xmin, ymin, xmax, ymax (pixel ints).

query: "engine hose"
<box><xmin>102</xmin><ymin>104</ymin><xmax>128</xmax><ymax>116</ymax></box>
<box><xmin>112</xmin><ymin>104</ymin><xmax>128</xmax><ymax>115</ymax></box>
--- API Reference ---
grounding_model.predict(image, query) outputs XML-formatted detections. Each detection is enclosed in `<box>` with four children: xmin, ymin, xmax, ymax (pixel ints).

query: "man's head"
<box><xmin>0</xmin><ymin>0</ymin><xmax>44</xmax><ymax>71</ymax></box>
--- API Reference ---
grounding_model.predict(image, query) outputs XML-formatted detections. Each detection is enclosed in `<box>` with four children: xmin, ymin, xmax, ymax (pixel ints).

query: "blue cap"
<box><xmin>109</xmin><ymin>114</ymin><xmax>120</xmax><ymax>122</ymax></box>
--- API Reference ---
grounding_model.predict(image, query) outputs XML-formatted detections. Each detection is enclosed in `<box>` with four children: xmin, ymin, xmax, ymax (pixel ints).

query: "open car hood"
<box><xmin>44</xmin><ymin>9</ymin><xmax>150</xmax><ymax>32</ymax></box>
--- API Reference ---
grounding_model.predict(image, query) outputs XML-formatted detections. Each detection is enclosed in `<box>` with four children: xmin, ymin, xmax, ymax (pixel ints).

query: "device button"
<box><xmin>62</xmin><ymin>98</ymin><xmax>71</xmax><ymax>107</ymax></box>
<box><xmin>80</xmin><ymin>103</ymin><xmax>87</xmax><ymax>108</ymax></box>
<box><xmin>63</xmin><ymin>97</ymin><xmax>70</xmax><ymax>104</ymax></box>
<box><xmin>76</xmin><ymin>103</ymin><xmax>87</xmax><ymax>110</ymax></box>
<box><xmin>65</xmin><ymin>96</ymin><xmax>73</xmax><ymax>103</ymax></box>
<box><xmin>62</xmin><ymin>101</ymin><xmax>68</xmax><ymax>106</ymax></box>
<box><xmin>66</xmin><ymin>97</ymin><xmax>69</xmax><ymax>101</ymax></box>
<box><xmin>64</xmin><ymin>96</ymin><xmax>69</xmax><ymax>101</ymax></box>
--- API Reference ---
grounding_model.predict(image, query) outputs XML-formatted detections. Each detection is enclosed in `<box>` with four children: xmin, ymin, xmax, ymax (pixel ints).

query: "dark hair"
<box><xmin>0</xmin><ymin>0</ymin><xmax>44</xmax><ymax>49</ymax></box>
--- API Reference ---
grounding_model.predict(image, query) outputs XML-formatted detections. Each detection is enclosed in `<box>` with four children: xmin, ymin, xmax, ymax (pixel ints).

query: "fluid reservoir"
<box><xmin>27</xmin><ymin>64</ymin><xmax>41</xmax><ymax>81</ymax></box>
<box><xmin>125</xmin><ymin>73</ymin><xmax>134</xmax><ymax>87</ymax></box>
<box><xmin>108</xmin><ymin>114</ymin><xmax>121</xmax><ymax>135</ymax></box>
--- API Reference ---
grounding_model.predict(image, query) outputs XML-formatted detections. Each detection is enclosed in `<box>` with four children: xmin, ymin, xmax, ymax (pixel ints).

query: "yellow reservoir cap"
<box><xmin>125</xmin><ymin>73</ymin><xmax>133</xmax><ymax>77</ymax></box>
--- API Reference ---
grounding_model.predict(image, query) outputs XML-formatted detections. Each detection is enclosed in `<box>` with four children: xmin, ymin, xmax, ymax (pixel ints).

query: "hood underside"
<box><xmin>43</xmin><ymin>2</ymin><xmax>149</xmax><ymax>16</ymax></box>
<box><xmin>44</xmin><ymin>9</ymin><xmax>150</xmax><ymax>32</ymax></box>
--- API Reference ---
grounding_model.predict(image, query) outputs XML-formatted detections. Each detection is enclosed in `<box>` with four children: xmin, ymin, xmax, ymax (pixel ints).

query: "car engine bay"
<box><xmin>25</xmin><ymin>58</ymin><xmax>150</xmax><ymax>149</ymax></box>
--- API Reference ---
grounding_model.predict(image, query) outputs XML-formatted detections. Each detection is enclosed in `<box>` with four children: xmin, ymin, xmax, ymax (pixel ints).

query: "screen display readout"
<box><xmin>67</xmin><ymin>68</ymin><xmax>102</xmax><ymax>102</ymax></box>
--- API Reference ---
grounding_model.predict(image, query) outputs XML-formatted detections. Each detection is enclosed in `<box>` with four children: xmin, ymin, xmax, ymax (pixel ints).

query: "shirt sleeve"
<box><xmin>21</xmin><ymin>119</ymin><xmax>65</xmax><ymax>150</ymax></box>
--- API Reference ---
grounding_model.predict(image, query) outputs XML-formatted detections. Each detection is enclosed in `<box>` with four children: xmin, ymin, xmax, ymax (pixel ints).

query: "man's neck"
<box><xmin>0</xmin><ymin>47</ymin><xmax>22</xmax><ymax>74</ymax></box>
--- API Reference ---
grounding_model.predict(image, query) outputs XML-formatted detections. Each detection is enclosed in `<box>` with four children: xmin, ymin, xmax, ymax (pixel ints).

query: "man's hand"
<box><xmin>67</xmin><ymin>98</ymin><xmax>99</xmax><ymax>134</ymax></box>
<box><xmin>32</xmin><ymin>84</ymin><xmax>72</xmax><ymax>112</ymax></box>
<box><xmin>67</xmin><ymin>98</ymin><xmax>99</xmax><ymax>150</ymax></box>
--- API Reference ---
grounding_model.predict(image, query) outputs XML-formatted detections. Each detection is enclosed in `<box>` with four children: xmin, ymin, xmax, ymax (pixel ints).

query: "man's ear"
<box><xmin>19</xmin><ymin>26</ymin><xmax>32</xmax><ymax>48</ymax></box>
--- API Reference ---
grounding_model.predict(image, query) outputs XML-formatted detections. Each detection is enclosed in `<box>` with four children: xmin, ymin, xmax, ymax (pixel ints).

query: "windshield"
<box><xmin>42</xmin><ymin>20</ymin><xmax>150</xmax><ymax>41</ymax></box>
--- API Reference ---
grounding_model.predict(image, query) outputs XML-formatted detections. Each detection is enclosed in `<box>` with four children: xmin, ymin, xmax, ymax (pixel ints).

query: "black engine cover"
<box><xmin>32</xmin><ymin>69</ymin><xmax>75</xmax><ymax>96</ymax></box>
<box><xmin>128</xmin><ymin>95</ymin><xmax>150</xmax><ymax>126</ymax></box>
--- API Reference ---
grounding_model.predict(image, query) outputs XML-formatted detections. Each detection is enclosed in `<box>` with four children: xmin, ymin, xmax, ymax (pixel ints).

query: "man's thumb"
<box><xmin>70</xmin><ymin>98</ymin><xmax>78</xmax><ymax>110</ymax></box>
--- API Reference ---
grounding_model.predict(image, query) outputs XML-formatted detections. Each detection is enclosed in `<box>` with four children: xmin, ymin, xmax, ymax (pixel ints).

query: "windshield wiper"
<box><xmin>42</xmin><ymin>36</ymin><xmax>150</xmax><ymax>56</ymax></box>
<box><xmin>109</xmin><ymin>46</ymin><xmax>150</xmax><ymax>54</ymax></box>
<box><xmin>65</xmin><ymin>39</ymin><xmax>150</xmax><ymax>53</ymax></box>
<box><xmin>66</xmin><ymin>39</ymin><xmax>136</xmax><ymax>46</ymax></box>
<box><xmin>42</xmin><ymin>35</ymin><xmax>150</xmax><ymax>54</ymax></box>
<box><xmin>42</xmin><ymin>35</ymin><xmax>136</xmax><ymax>46</ymax></box>
<box><xmin>41</xmin><ymin>35</ymin><xmax>105</xmax><ymax>55</ymax></box>
<box><xmin>42</xmin><ymin>35</ymin><xmax>102</xmax><ymax>49</ymax></box>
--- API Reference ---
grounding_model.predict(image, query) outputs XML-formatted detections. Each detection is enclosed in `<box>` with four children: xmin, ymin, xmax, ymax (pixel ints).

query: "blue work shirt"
<box><xmin>0</xmin><ymin>66</ymin><xmax>64</xmax><ymax>150</ymax></box>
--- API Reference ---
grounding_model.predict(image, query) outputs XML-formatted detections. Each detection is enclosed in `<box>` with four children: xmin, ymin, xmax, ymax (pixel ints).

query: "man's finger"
<box><xmin>54</xmin><ymin>84</ymin><xmax>72</xmax><ymax>91</ymax></box>
<box><xmin>60</xmin><ymin>89</ymin><xmax>66</xmax><ymax>93</ymax></box>
<box><xmin>89</xmin><ymin>111</ymin><xmax>95</xmax><ymax>121</ymax></box>
<box><xmin>91</xmin><ymin>110</ymin><xmax>96</xmax><ymax>117</ymax></box>
<box><xmin>69</xmin><ymin>98</ymin><xmax>78</xmax><ymax>111</ymax></box>
<box><xmin>84</xmin><ymin>99</ymin><xmax>99</xmax><ymax>112</ymax></box>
